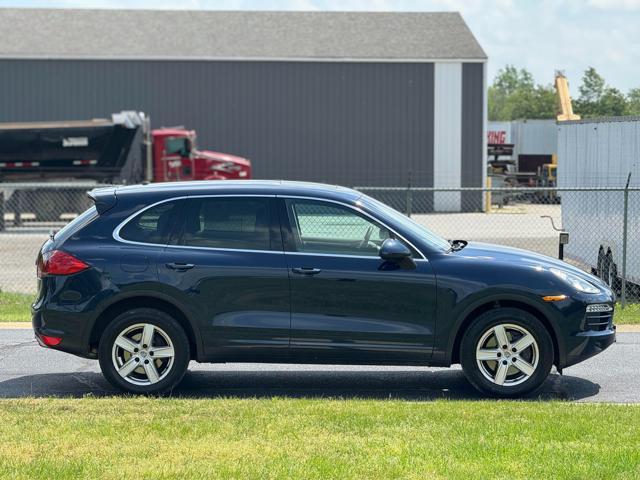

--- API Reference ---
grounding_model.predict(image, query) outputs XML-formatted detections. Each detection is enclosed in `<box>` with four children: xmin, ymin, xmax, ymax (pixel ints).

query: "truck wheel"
<box><xmin>597</xmin><ymin>247</ymin><xmax>605</xmax><ymax>280</ymax></box>
<box><xmin>605</xmin><ymin>253</ymin><xmax>619</xmax><ymax>292</ymax></box>
<box><xmin>460</xmin><ymin>308</ymin><xmax>554</xmax><ymax>398</ymax></box>
<box><xmin>601</xmin><ymin>252</ymin><xmax>618</xmax><ymax>290</ymax></box>
<box><xmin>98</xmin><ymin>308</ymin><xmax>190</xmax><ymax>395</ymax></box>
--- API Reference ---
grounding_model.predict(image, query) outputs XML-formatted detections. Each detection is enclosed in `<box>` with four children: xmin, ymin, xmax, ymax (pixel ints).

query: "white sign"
<box><xmin>62</xmin><ymin>137</ymin><xmax>89</xmax><ymax>147</ymax></box>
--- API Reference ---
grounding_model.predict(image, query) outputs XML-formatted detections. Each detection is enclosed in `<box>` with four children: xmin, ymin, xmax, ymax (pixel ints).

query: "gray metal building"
<box><xmin>488</xmin><ymin>119</ymin><xmax>557</xmax><ymax>169</ymax></box>
<box><xmin>0</xmin><ymin>8</ymin><xmax>487</xmax><ymax>211</ymax></box>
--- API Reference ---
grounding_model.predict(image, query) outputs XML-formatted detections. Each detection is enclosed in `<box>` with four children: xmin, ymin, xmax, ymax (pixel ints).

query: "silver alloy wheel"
<box><xmin>475</xmin><ymin>323</ymin><xmax>539</xmax><ymax>387</ymax></box>
<box><xmin>111</xmin><ymin>323</ymin><xmax>175</xmax><ymax>386</ymax></box>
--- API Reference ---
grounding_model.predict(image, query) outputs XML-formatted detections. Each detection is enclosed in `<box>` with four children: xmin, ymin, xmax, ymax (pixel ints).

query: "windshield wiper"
<box><xmin>448</xmin><ymin>239</ymin><xmax>468</xmax><ymax>251</ymax></box>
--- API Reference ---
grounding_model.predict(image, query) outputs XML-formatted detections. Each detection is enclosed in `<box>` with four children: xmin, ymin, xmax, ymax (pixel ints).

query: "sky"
<box><xmin>1</xmin><ymin>0</ymin><xmax>639</xmax><ymax>93</ymax></box>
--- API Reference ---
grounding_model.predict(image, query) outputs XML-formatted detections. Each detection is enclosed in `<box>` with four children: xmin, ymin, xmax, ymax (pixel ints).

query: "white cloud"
<box><xmin>588</xmin><ymin>0</ymin><xmax>640</xmax><ymax>10</ymax></box>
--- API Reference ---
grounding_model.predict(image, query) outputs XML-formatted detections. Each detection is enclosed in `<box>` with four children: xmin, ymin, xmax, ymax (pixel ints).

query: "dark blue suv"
<box><xmin>33</xmin><ymin>181</ymin><xmax>616</xmax><ymax>397</ymax></box>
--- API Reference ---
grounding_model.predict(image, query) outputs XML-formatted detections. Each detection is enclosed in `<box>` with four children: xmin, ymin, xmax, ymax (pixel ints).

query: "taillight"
<box><xmin>38</xmin><ymin>334</ymin><xmax>63</xmax><ymax>347</ymax></box>
<box><xmin>37</xmin><ymin>250</ymin><xmax>90</xmax><ymax>278</ymax></box>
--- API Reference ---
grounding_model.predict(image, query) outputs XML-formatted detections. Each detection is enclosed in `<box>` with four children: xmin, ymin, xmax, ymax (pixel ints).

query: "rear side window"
<box><xmin>178</xmin><ymin>197</ymin><xmax>272</xmax><ymax>251</ymax></box>
<box><xmin>119</xmin><ymin>201</ymin><xmax>181</xmax><ymax>245</ymax></box>
<box><xmin>54</xmin><ymin>206</ymin><xmax>98</xmax><ymax>243</ymax></box>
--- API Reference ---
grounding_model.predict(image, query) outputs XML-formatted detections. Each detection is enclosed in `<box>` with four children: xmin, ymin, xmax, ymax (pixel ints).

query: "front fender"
<box><xmin>431</xmin><ymin>288</ymin><xmax>565</xmax><ymax>367</ymax></box>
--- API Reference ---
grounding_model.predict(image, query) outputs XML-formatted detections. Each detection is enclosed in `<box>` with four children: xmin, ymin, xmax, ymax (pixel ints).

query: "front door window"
<box><xmin>285</xmin><ymin>199</ymin><xmax>392</xmax><ymax>257</ymax></box>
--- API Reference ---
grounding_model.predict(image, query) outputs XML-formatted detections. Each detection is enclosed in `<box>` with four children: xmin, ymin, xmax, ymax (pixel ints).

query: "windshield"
<box><xmin>359</xmin><ymin>194</ymin><xmax>451</xmax><ymax>252</ymax></box>
<box><xmin>165</xmin><ymin>137</ymin><xmax>190</xmax><ymax>157</ymax></box>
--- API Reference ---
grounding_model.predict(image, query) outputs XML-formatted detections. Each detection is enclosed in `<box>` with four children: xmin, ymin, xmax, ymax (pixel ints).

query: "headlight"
<box><xmin>550</xmin><ymin>268</ymin><xmax>601</xmax><ymax>294</ymax></box>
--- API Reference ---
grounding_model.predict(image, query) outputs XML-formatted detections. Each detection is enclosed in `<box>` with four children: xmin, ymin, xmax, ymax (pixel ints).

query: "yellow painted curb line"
<box><xmin>617</xmin><ymin>325</ymin><xmax>640</xmax><ymax>333</ymax></box>
<box><xmin>0</xmin><ymin>322</ymin><xmax>32</xmax><ymax>329</ymax></box>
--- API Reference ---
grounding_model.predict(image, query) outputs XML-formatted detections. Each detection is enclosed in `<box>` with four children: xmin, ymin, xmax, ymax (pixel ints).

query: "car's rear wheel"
<box><xmin>460</xmin><ymin>308</ymin><xmax>553</xmax><ymax>397</ymax></box>
<box><xmin>98</xmin><ymin>308</ymin><xmax>190</xmax><ymax>394</ymax></box>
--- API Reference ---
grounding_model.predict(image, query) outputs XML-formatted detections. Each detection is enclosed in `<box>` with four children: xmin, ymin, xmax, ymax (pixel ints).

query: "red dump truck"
<box><xmin>0</xmin><ymin>111</ymin><xmax>251</xmax><ymax>224</ymax></box>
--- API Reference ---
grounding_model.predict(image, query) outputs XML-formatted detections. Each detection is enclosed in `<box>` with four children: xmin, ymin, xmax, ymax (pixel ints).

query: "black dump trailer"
<box><xmin>0</xmin><ymin>112</ymin><xmax>147</xmax><ymax>227</ymax></box>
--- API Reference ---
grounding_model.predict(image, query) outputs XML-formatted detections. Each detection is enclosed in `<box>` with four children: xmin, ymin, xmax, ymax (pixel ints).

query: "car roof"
<box><xmin>103</xmin><ymin>180</ymin><xmax>362</xmax><ymax>203</ymax></box>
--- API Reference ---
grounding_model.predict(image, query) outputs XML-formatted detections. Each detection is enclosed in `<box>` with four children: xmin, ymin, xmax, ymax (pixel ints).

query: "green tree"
<box><xmin>488</xmin><ymin>65</ymin><xmax>556</xmax><ymax>120</ymax></box>
<box><xmin>493</xmin><ymin>65</ymin><xmax>534</xmax><ymax>95</ymax></box>
<box><xmin>626</xmin><ymin>88</ymin><xmax>640</xmax><ymax>115</ymax></box>
<box><xmin>578</xmin><ymin>67</ymin><xmax>606</xmax><ymax>103</ymax></box>
<box><xmin>489</xmin><ymin>64</ymin><xmax>640</xmax><ymax>120</ymax></box>
<box><xmin>575</xmin><ymin>67</ymin><xmax>627</xmax><ymax>117</ymax></box>
<box><xmin>599</xmin><ymin>87</ymin><xmax>627</xmax><ymax>116</ymax></box>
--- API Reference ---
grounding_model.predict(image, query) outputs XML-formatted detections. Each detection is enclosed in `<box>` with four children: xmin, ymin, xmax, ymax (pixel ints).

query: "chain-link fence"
<box><xmin>0</xmin><ymin>182</ymin><xmax>97</xmax><ymax>295</ymax></box>
<box><xmin>2</xmin><ymin>183</ymin><xmax>639</xmax><ymax>313</ymax></box>
<box><xmin>355</xmin><ymin>185</ymin><xmax>640</xmax><ymax>308</ymax></box>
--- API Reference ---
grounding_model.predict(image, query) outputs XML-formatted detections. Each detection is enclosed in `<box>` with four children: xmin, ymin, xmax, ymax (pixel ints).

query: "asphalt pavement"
<box><xmin>1</xmin><ymin>328</ymin><xmax>638</xmax><ymax>402</ymax></box>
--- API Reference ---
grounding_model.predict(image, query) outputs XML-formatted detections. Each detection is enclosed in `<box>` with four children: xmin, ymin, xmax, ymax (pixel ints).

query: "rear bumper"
<box><xmin>561</xmin><ymin>327</ymin><xmax>616</xmax><ymax>369</ymax></box>
<box><xmin>32</xmin><ymin>306</ymin><xmax>96</xmax><ymax>359</ymax></box>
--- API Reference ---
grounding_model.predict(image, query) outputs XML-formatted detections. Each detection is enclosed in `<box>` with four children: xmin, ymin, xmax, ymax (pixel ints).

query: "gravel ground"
<box><xmin>0</xmin><ymin>233</ymin><xmax>47</xmax><ymax>294</ymax></box>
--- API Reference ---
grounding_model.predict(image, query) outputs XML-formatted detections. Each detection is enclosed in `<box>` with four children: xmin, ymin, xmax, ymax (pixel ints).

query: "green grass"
<box><xmin>0</xmin><ymin>398</ymin><xmax>639</xmax><ymax>479</ymax></box>
<box><xmin>616</xmin><ymin>302</ymin><xmax>640</xmax><ymax>324</ymax></box>
<box><xmin>0</xmin><ymin>291</ymin><xmax>33</xmax><ymax>322</ymax></box>
<box><xmin>1</xmin><ymin>290</ymin><xmax>639</xmax><ymax>324</ymax></box>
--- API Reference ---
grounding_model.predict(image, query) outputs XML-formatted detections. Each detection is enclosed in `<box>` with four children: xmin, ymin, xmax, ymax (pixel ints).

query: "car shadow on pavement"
<box><xmin>0</xmin><ymin>369</ymin><xmax>600</xmax><ymax>401</ymax></box>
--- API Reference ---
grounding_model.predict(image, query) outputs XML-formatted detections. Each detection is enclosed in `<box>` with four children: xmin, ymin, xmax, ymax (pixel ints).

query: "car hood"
<box><xmin>194</xmin><ymin>149</ymin><xmax>251</xmax><ymax>166</ymax></box>
<box><xmin>457</xmin><ymin>242</ymin><xmax>607</xmax><ymax>288</ymax></box>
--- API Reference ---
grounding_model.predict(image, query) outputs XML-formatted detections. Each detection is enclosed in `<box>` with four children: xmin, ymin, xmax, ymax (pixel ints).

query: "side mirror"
<box><xmin>379</xmin><ymin>238</ymin><xmax>412</xmax><ymax>262</ymax></box>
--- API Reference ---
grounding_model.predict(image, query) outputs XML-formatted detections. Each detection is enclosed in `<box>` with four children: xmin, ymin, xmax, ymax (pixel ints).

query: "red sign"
<box><xmin>487</xmin><ymin>130</ymin><xmax>507</xmax><ymax>144</ymax></box>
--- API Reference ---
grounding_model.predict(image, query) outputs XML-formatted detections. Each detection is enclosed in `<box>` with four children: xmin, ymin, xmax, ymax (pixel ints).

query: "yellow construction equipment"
<box><xmin>555</xmin><ymin>71</ymin><xmax>580</xmax><ymax>121</ymax></box>
<box><xmin>539</xmin><ymin>154</ymin><xmax>557</xmax><ymax>187</ymax></box>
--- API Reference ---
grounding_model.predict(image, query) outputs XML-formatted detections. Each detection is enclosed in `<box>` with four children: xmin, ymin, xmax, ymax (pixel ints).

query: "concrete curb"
<box><xmin>618</xmin><ymin>325</ymin><xmax>640</xmax><ymax>333</ymax></box>
<box><xmin>0</xmin><ymin>322</ymin><xmax>32</xmax><ymax>329</ymax></box>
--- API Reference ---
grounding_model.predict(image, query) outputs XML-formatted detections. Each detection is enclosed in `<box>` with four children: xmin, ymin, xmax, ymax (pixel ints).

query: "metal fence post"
<box><xmin>621</xmin><ymin>173</ymin><xmax>631</xmax><ymax>309</ymax></box>
<box><xmin>485</xmin><ymin>176</ymin><xmax>492</xmax><ymax>213</ymax></box>
<box><xmin>0</xmin><ymin>190</ymin><xmax>4</xmax><ymax>232</ymax></box>
<box><xmin>406</xmin><ymin>170</ymin><xmax>413</xmax><ymax>217</ymax></box>
<box><xmin>14</xmin><ymin>189</ymin><xmax>22</xmax><ymax>227</ymax></box>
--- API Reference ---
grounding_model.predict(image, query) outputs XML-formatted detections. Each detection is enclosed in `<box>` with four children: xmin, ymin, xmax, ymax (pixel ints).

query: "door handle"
<box><xmin>292</xmin><ymin>267</ymin><xmax>322</xmax><ymax>275</ymax></box>
<box><xmin>166</xmin><ymin>262</ymin><xmax>195</xmax><ymax>271</ymax></box>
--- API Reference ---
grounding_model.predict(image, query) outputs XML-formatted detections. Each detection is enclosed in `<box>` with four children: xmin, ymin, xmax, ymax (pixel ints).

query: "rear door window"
<box><xmin>118</xmin><ymin>201</ymin><xmax>182</xmax><ymax>245</ymax></box>
<box><xmin>178</xmin><ymin>197</ymin><xmax>273</xmax><ymax>251</ymax></box>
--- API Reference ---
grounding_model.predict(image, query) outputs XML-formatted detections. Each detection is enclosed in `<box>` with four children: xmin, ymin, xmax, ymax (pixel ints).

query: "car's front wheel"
<box><xmin>460</xmin><ymin>308</ymin><xmax>554</xmax><ymax>397</ymax></box>
<box><xmin>98</xmin><ymin>308</ymin><xmax>190</xmax><ymax>394</ymax></box>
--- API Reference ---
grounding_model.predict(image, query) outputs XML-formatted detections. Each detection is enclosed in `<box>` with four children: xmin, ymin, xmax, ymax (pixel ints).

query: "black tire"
<box><xmin>602</xmin><ymin>253</ymin><xmax>612</xmax><ymax>286</ymax></box>
<box><xmin>600</xmin><ymin>252</ymin><xmax>617</xmax><ymax>290</ymax></box>
<box><xmin>460</xmin><ymin>308</ymin><xmax>554</xmax><ymax>398</ymax></box>
<box><xmin>597</xmin><ymin>248</ymin><xmax>605</xmax><ymax>280</ymax></box>
<box><xmin>605</xmin><ymin>253</ymin><xmax>620</xmax><ymax>293</ymax></box>
<box><xmin>98</xmin><ymin>308</ymin><xmax>190</xmax><ymax>395</ymax></box>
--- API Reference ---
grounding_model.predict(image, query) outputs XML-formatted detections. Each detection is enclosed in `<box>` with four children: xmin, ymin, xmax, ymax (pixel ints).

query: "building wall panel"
<box><xmin>433</xmin><ymin>62</ymin><xmax>462</xmax><ymax>211</ymax></box>
<box><xmin>0</xmin><ymin>58</ymin><xmax>486</xmax><ymax>212</ymax></box>
<box><xmin>461</xmin><ymin>62</ymin><xmax>484</xmax><ymax>210</ymax></box>
<box><xmin>0</xmin><ymin>59</ymin><xmax>443</xmax><ymax>189</ymax></box>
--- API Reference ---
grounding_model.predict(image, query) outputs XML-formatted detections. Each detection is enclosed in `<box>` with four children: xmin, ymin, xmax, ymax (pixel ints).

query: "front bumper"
<box><xmin>553</xmin><ymin>291</ymin><xmax>616</xmax><ymax>369</ymax></box>
<box><xmin>562</xmin><ymin>327</ymin><xmax>616</xmax><ymax>369</ymax></box>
